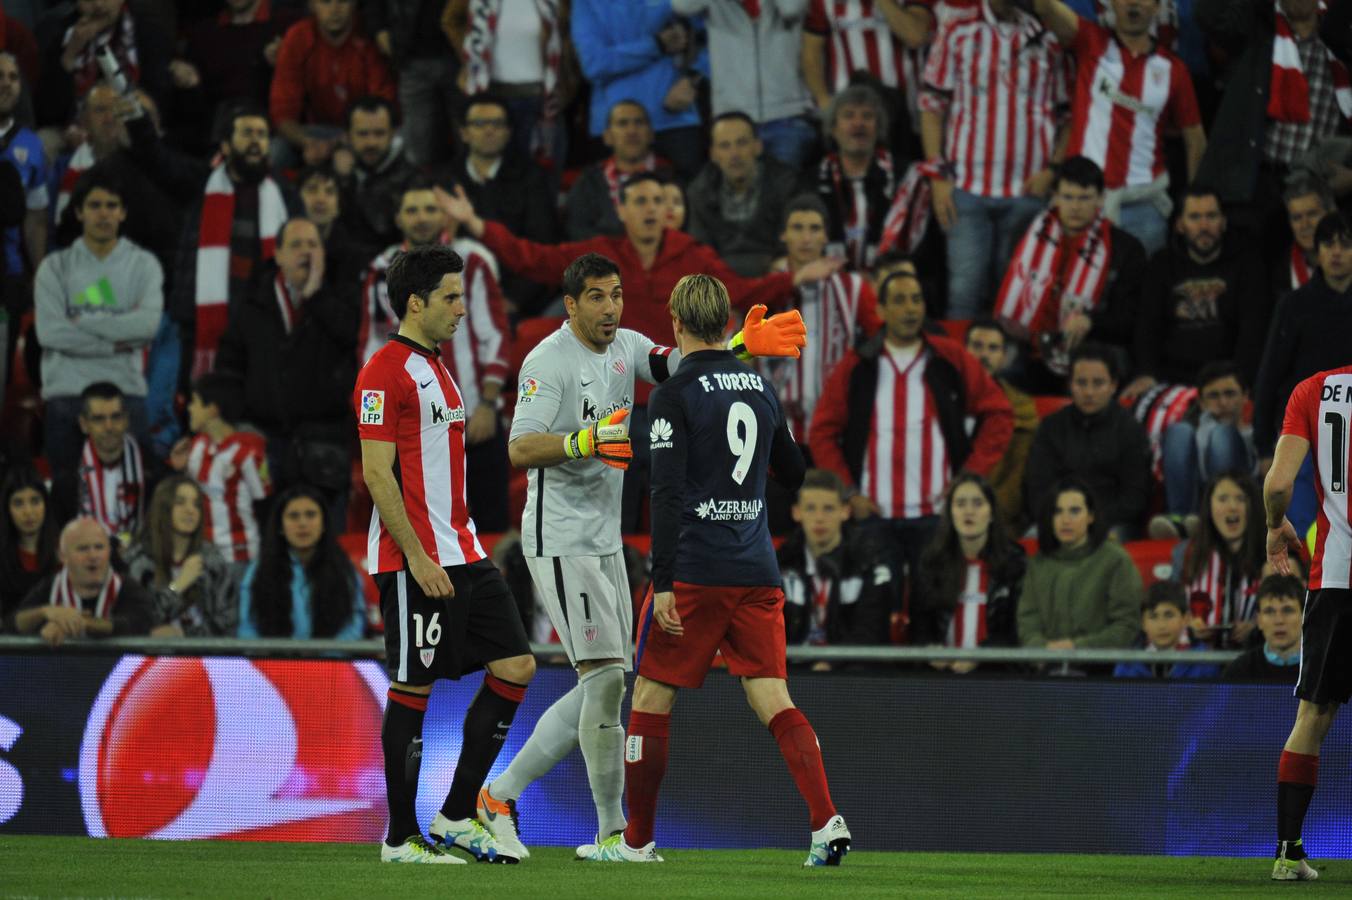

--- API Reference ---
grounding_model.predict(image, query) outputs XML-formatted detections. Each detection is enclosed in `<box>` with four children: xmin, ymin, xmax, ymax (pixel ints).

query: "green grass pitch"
<box><xmin>0</xmin><ymin>836</ymin><xmax>1337</xmax><ymax>898</ymax></box>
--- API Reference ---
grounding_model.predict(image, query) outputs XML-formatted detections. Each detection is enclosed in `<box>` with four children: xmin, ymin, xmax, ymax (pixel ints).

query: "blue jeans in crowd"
<box><xmin>400</xmin><ymin>57</ymin><xmax>461</xmax><ymax>168</ymax></box>
<box><xmin>1116</xmin><ymin>199</ymin><xmax>1168</xmax><ymax>257</ymax></box>
<box><xmin>945</xmin><ymin>189</ymin><xmax>1044</xmax><ymax>319</ymax></box>
<box><xmin>758</xmin><ymin>116</ymin><xmax>818</xmax><ymax>169</ymax></box>
<box><xmin>1161</xmin><ymin>421</ymin><xmax>1252</xmax><ymax>515</ymax></box>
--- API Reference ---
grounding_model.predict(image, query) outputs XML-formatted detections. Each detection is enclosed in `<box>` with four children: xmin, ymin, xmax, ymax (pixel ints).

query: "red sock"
<box><xmin>622</xmin><ymin>711</ymin><xmax>669</xmax><ymax>848</ymax></box>
<box><xmin>769</xmin><ymin>708</ymin><xmax>836</xmax><ymax>831</ymax></box>
<box><xmin>1279</xmin><ymin>750</ymin><xmax>1319</xmax><ymax>786</ymax></box>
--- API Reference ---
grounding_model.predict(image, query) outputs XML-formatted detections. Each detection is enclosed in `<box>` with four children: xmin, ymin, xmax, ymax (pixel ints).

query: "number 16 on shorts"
<box><xmin>414</xmin><ymin>612</ymin><xmax>441</xmax><ymax>668</ymax></box>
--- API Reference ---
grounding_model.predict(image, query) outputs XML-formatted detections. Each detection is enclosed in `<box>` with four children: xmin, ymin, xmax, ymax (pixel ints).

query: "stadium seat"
<box><xmin>1124</xmin><ymin>539</ymin><xmax>1178</xmax><ymax>586</ymax></box>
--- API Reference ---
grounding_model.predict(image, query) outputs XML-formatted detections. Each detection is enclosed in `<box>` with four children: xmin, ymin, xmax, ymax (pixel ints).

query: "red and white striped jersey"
<box><xmin>1065</xmin><ymin>18</ymin><xmax>1200</xmax><ymax>190</ymax></box>
<box><xmin>1282</xmin><ymin>365</ymin><xmax>1352</xmax><ymax>589</ymax></box>
<box><xmin>186</xmin><ymin>431</ymin><xmax>270</xmax><ymax>563</ymax></box>
<box><xmin>358</xmin><ymin>237</ymin><xmax>510</xmax><ymax>414</ymax></box>
<box><xmin>355</xmin><ymin>336</ymin><xmax>487</xmax><ymax>574</ymax></box>
<box><xmin>759</xmin><ymin>272</ymin><xmax>879</xmax><ymax>442</ymax></box>
<box><xmin>946</xmin><ymin>560</ymin><xmax>989</xmax><ymax>648</ymax></box>
<box><xmin>806</xmin><ymin>0</ymin><xmax>932</xmax><ymax>121</ymax></box>
<box><xmin>921</xmin><ymin>4</ymin><xmax>1069</xmax><ymax>198</ymax></box>
<box><xmin>1185</xmin><ymin>549</ymin><xmax>1256</xmax><ymax>629</ymax></box>
<box><xmin>861</xmin><ymin>345</ymin><xmax>949</xmax><ymax>519</ymax></box>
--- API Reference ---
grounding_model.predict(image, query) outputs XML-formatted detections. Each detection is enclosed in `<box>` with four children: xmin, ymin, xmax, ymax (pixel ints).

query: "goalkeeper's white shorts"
<box><xmin>525</xmin><ymin>551</ymin><xmax>633</xmax><ymax>669</ymax></box>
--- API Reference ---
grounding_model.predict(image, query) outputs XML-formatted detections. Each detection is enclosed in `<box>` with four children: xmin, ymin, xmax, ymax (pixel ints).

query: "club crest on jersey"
<box><xmin>420</xmin><ymin>648</ymin><xmax>436</xmax><ymax>668</ymax></box>
<box><xmin>583</xmin><ymin>625</ymin><xmax>598</xmax><ymax>643</ymax></box>
<box><xmin>649</xmin><ymin>417</ymin><xmax>674</xmax><ymax>449</ymax></box>
<box><xmin>429</xmin><ymin>400</ymin><xmax>466</xmax><ymax>426</ymax></box>
<box><xmin>360</xmin><ymin>390</ymin><xmax>385</xmax><ymax>425</ymax></box>
<box><xmin>612</xmin><ymin>359</ymin><xmax>626</xmax><ymax>375</ymax></box>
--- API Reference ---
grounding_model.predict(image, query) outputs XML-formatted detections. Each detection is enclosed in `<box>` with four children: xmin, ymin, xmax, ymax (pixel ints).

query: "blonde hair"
<box><xmin>668</xmin><ymin>274</ymin><xmax>730</xmax><ymax>344</ymax></box>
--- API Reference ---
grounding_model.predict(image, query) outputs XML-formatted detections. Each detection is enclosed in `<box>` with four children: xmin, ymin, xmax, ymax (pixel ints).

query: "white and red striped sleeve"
<box><xmin>463</xmin><ymin>252</ymin><xmax>510</xmax><ymax>388</ymax></box>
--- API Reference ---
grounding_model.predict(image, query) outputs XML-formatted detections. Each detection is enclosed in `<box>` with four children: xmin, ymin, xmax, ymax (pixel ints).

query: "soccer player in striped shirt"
<box><xmin>355</xmin><ymin>244</ymin><xmax>535</xmax><ymax>865</ymax></box>
<box><xmin>1263</xmin><ymin>363</ymin><xmax>1352</xmax><ymax>881</ymax></box>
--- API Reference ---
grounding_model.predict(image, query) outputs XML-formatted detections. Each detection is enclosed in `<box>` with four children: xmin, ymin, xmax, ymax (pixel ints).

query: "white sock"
<box><xmin>578</xmin><ymin>664</ymin><xmax>627</xmax><ymax>838</ymax></box>
<box><xmin>490</xmin><ymin>683</ymin><xmax>582</xmax><ymax>801</ymax></box>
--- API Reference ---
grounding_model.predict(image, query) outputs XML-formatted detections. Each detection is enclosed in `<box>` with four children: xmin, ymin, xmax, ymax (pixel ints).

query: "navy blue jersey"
<box><xmin>648</xmin><ymin>349</ymin><xmax>806</xmax><ymax>591</ymax></box>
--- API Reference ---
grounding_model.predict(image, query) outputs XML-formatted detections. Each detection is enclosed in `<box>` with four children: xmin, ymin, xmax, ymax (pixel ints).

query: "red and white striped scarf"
<box><xmin>79</xmin><ymin>436</ymin><xmax>144</xmax><ymax>538</ymax></box>
<box><xmin>1187</xmin><ymin>550</ymin><xmax>1257</xmax><ymax>630</ymax></box>
<box><xmin>947</xmin><ymin>560</ymin><xmax>989</xmax><ymax>649</ymax></box>
<box><xmin>1290</xmin><ymin>242</ymin><xmax>1314</xmax><ymax>287</ymax></box>
<box><xmin>1129</xmin><ymin>382</ymin><xmax>1198</xmax><ymax>478</ymax></box>
<box><xmin>603</xmin><ymin>154</ymin><xmax>656</xmax><ymax>212</ymax></box>
<box><xmin>273</xmin><ymin>272</ymin><xmax>298</xmax><ymax>335</ymax></box>
<box><xmin>879</xmin><ymin>161</ymin><xmax>933</xmax><ymax>257</ymax></box>
<box><xmin>464</xmin><ymin>0</ymin><xmax>563</xmax><ymax>164</ymax></box>
<box><xmin>194</xmin><ymin>164</ymin><xmax>287</xmax><ymax>378</ymax></box>
<box><xmin>56</xmin><ymin>142</ymin><xmax>96</xmax><ymax>221</ymax></box>
<box><xmin>63</xmin><ymin>3</ymin><xmax>140</xmax><ymax>98</ymax></box>
<box><xmin>49</xmin><ymin>565</ymin><xmax>122</xmax><ymax>620</ymax></box>
<box><xmin>996</xmin><ymin>207</ymin><xmax>1113</xmax><ymax>372</ymax></box>
<box><xmin>1269</xmin><ymin>3</ymin><xmax>1352</xmax><ymax>124</ymax></box>
<box><xmin>820</xmin><ymin>149</ymin><xmax>897</xmax><ymax>269</ymax></box>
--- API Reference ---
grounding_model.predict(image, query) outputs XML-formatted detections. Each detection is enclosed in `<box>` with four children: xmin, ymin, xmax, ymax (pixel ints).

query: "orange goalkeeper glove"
<box><xmin>565</xmin><ymin>408</ymin><xmax>632</xmax><ymax>470</ymax></box>
<box><xmin>728</xmin><ymin>304</ymin><xmax>808</xmax><ymax>361</ymax></box>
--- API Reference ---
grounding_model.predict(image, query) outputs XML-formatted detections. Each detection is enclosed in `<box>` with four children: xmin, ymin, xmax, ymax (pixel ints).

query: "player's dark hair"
<box><xmin>1068</xmin><ymin>341</ymin><xmax>1119</xmax><ymax>384</ymax></box>
<box><xmin>138</xmin><ymin>475</ymin><xmax>206</xmax><ymax>592</ymax></box>
<box><xmin>1196</xmin><ymin>360</ymin><xmax>1244</xmax><ymax>392</ymax></box>
<box><xmin>386</xmin><ymin>244</ymin><xmax>464</xmax><ymax>319</ymax></box>
<box><xmin>1035</xmin><ymin>475</ymin><xmax>1105</xmax><ymax>554</ymax></box>
<box><xmin>191</xmin><ymin>372</ymin><xmax>243</xmax><ymax>425</ymax></box>
<box><xmin>250</xmin><ymin>484</ymin><xmax>354</xmax><ymax>639</ymax></box>
<box><xmin>70</xmin><ymin>168</ymin><xmax>125</xmax><ymax>212</ymax></box>
<box><xmin>965</xmin><ymin>316</ymin><xmax>1009</xmax><ymax>346</ymax></box>
<box><xmin>1054</xmin><ymin>155</ymin><xmax>1105</xmax><ymax>194</ymax></box>
<box><xmin>606</xmin><ymin>98</ymin><xmax>650</xmax><ymax>129</ymax></box>
<box><xmin>562</xmin><ymin>253</ymin><xmax>622</xmax><ymax>301</ymax></box>
<box><xmin>1179</xmin><ymin>471</ymin><xmax>1264</xmax><ymax>586</ymax></box>
<box><xmin>0</xmin><ymin>465</ymin><xmax>58</xmax><ymax>587</ymax></box>
<box><xmin>618</xmin><ymin>171</ymin><xmax>666</xmax><ymax>204</ymax></box>
<box><xmin>1142</xmin><ymin>580</ymin><xmax>1187</xmax><ymax>615</ymax></box>
<box><xmin>916</xmin><ymin>473</ymin><xmax>1023</xmax><ymax>618</ymax></box>
<box><xmin>780</xmin><ymin>193</ymin><xmax>829</xmax><ymax>232</ymax></box>
<box><xmin>1256</xmin><ymin>573</ymin><xmax>1305</xmax><ymax>605</ymax></box>
<box><xmin>798</xmin><ymin>468</ymin><xmax>847</xmax><ymax>502</ymax></box>
<box><xmin>1315</xmin><ymin>210</ymin><xmax>1352</xmax><ymax>249</ymax></box>
<box><xmin>460</xmin><ymin>93</ymin><xmax>510</xmax><ymax>126</ymax></box>
<box><xmin>710</xmin><ymin>110</ymin><xmax>758</xmax><ymax>140</ymax></box>
<box><xmin>346</xmin><ymin>93</ymin><xmax>399</xmax><ymax>130</ymax></box>
<box><xmin>79</xmin><ymin>381</ymin><xmax>126</xmax><ymax>417</ymax></box>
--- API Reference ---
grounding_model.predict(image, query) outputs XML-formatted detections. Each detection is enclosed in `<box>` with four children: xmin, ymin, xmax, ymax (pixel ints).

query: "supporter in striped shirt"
<box><xmin>803</xmin><ymin>0</ymin><xmax>936</xmax><ymax>154</ymax></box>
<box><xmin>1030</xmin><ymin>0</ymin><xmax>1206</xmax><ymax>256</ymax></box>
<box><xmin>760</xmin><ymin>194</ymin><xmax>881</xmax><ymax>444</ymax></box>
<box><xmin>778</xmin><ymin>468</ymin><xmax>893</xmax><ymax>653</ymax></box>
<box><xmin>910</xmin><ymin>473</ymin><xmax>1026</xmax><ymax>668</ymax></box>
<box><xmin>183</xmin><ymin>373</ymin><xmax>270</xmax><ymax>567</ymax></box>
<box><xmin>920</xmin><ymin>0</ymin><xmax>1070</xmax><ymax>318</ymax></box>
<box><xmin>810</xmin><ymin>269</ymin><xmax>1012</xmax><ymax>614</ymax></box>
<box><xmin>1167</xmin><ymin>470</ymin><xmax>1264</xmax><ymax>648</ymax></box>
<box><xmin>359</xmin><ymin>181</ymin><xmax>511</xmax><ymax>532</ymax></box>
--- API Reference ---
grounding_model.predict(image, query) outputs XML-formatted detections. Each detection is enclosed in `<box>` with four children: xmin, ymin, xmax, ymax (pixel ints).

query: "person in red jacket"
<box><xmin>809</xmin><ymin>270</ymin><xmax>1013</xmax><ymax>626</ymax></box>
<box><xmin>438</xmin><ymin>172</ymin><xmax>840</xmax><ymax>530</ymax></box>
<box><xmin>269</xmin><ymin>0</ymin><xmax>395</xmax><ymax>167</ymax></box>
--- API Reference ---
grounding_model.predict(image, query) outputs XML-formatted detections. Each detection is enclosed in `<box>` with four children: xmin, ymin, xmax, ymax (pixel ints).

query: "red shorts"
<box><xmin>635</xmin><ymin>582</ymin><xmax>787</xmax><ymax>688</ymax></box>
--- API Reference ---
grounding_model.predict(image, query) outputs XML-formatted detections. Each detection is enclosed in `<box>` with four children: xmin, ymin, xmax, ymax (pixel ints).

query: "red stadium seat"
<box><xmin>1032</xmin><ymin>395</ymin><xmax>1071</xmax><ymax>419</ymax></box>
<box><xmin>1124</xmin><ymin>539</ymin><xmax>1178</xmax><ymax>586</ymax></box>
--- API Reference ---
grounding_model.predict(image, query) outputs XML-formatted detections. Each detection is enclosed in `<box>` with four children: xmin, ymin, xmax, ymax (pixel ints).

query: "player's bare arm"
<box><xmin>361</xmin><ymin>438</ymin><xmax>454</xmax><ymax>599</ymax></box>
<box><xmin>508</xmin><ymin>432</ymin><xmax>576</xmax><ymax>469</ymax></box>
<box><xmin>1263</xmin><ymin>433</ymin><xmax>1310</xmax><ymax>576</ymax></box>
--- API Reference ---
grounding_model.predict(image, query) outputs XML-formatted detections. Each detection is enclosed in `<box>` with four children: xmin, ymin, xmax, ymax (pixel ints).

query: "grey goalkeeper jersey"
<box><xmin>511</xmin><ymin>323</ymin><xmax>679</xmax><ymax>557</ymax></box>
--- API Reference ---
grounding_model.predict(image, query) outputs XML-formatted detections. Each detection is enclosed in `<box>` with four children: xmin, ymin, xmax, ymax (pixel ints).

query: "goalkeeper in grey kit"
<box><xmin>471</xmin><ymin>252</ymin><xmax>807</xmax><ymax>856</ymax></box>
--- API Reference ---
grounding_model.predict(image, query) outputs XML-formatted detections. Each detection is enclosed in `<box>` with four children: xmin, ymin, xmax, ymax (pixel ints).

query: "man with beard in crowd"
<box><xmin>126</xmin><ymin>102</ymin><xmax>297</xmax><ymax>383</ymax></box>
<box><xmin>333</xmin><ymin>95</ymin><xmax>415</xmax><ymax>255</ymax></box>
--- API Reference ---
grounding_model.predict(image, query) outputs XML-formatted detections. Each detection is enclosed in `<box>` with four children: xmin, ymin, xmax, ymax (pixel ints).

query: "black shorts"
<box><xmin>376</xmin><ymin>559</ymin><xmax>531</xmax><ymax>687</ymax></box>
<box><xmin>1296</xmin><ymin>587</ymin><xmax>1352</xmax><ymax>705</ymax></box>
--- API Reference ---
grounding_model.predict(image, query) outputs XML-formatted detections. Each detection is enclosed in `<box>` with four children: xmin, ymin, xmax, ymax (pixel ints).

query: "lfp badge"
<box><xmin>360</xmin><ymin>390</ymin><xmax>385</xmax><ymax>425</ymax></box>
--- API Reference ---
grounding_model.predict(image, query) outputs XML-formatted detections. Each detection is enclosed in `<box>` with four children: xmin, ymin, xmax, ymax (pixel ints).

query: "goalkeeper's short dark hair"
<box><xmin>798</xmin><ymin>468</ymin><xmax>848</xmax><ymax>502</ymax></box>
<box><xmin>385</xmin><ymin>244</ymin><xmax>464</xmax><ymax>319</ymax></box>
<box><xmin>562</xmin><ymin>253</ymin><xmax>622</xmax><ymax>301</ymax></box>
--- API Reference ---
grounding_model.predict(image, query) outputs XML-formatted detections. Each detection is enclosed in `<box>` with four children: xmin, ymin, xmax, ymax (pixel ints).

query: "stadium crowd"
<box><xmin>0</xmin><ymin>0</ymin><xmax>1346</xmax><ymax>682</ymax></box>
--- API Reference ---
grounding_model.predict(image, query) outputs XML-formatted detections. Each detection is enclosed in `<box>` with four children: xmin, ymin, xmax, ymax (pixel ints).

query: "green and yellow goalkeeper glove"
<box><xmin>728</xmin><ymin>304</ymin><xmax>808</xmax><ymax>361</ymax></box>
<box><xmin>565</xmin><ymin>408</ymin><xmax>632</xmax><ymax>470</ymax></box>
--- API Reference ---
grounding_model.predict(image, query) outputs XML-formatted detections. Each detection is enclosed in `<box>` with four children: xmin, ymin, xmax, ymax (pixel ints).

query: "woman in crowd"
<box><xmin>123</xmin><ymin>475</ymin><xmax>237</xmax><ymax>637</ymax></box>
<box><xmin>1018</xmin><ymin>477</ymin><xmax>1141</xmax><ymax>651</ymax></box>
<box><xmin>663</xmin><ymin>180</ymin><xmax>687</xmax><ymax>232</ymax></box>
<box><xmin>0</xmin><ymin>466</ymin><xmax>60</xmax><ymax>619</ymax></box>
<box><xmin>911</xmin><ymin>474</ymin><xmax>1025</xmax><ymax>672</ymax></box>
<box><xmin>1169</xmin><ymin>472</ymin><xmax>1265</xmax><ymax>649</ymax></box>
<box><xmin>238</xmin><ymin>484</ymin><xmax>365</xmax><ymax>640</ymax></box>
